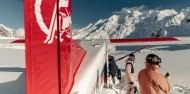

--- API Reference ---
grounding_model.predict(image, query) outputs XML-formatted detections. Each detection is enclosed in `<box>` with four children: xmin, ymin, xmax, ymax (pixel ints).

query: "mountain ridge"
<box><xmin>73</xmin><ymin>7</ymin><xmax>190</xmax><ymax>40</ymax></box>
<box><xmin>0</xmin><ymin>24</ymin><xmax>24</xmax><ymax>39</ymax></box>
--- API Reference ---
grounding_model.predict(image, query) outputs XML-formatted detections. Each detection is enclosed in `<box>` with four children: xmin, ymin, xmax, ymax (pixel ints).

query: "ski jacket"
<box><xmin>108</xmin><ymin>56</ymin><xmax>118</xmax><ymax>76</ymax></box>
<box><xmin>125</xmin><ymin>62</ymin><xmax>134</xmax><ymax>73</ymax></box>
<box><xmin>138</xmin><ymin>66</ymin><xmax>171</xmax><ymax>94</ymax></box>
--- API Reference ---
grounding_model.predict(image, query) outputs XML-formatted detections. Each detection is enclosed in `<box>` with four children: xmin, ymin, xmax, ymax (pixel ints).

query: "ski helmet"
<box><xmin>146</xmin><ymin>54</ymin><xmax>161</xmax><ymax>65</ymax></box>
<box><xmin>129</xmin><ymin>53</ymin><xmax>135</xmax><ymax>59</ymax></box>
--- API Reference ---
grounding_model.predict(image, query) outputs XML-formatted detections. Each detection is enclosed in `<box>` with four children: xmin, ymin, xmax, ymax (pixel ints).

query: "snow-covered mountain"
<box><xmin>15</xmin><ymin>28</ymin><xmax>25</xmax><ymax>39</ymax></box>
<box><xmin>0</xmin><ymin>24</ymin><xmax>24</xmax><ymax>39</ymax></box>
<box><xmin>73</xmin><ymin>7</ymin><xmax>190</xmax><ymax>39</ymax></box>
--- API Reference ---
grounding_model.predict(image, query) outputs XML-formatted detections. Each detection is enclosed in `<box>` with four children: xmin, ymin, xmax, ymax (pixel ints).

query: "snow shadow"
<box><xmin>0</xmin><ymin>67</ymin><xmax>25</xmax><ymax>94</ymax></box>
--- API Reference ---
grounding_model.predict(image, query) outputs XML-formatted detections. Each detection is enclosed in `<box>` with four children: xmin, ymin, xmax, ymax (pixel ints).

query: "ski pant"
<box><xmin>126</xmin><ymin>81</ymin><xmax>137</xmax><ymax>94</ymax></box>
<box><xmin>110</xmin><ymin>75</ymin><xmax>119</xmax><ymax>85</ymax></box>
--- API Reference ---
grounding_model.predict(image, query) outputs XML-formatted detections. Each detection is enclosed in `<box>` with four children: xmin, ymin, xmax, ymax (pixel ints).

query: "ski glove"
<box><xmin>165</xmin><ymin>72</ymin><xmax>170</xmax><ymax>78</ymax></box>
<box><xmin>128</xmin><ymin>81</ymin><xmax>134</xmax><ymax>85</ymax></box>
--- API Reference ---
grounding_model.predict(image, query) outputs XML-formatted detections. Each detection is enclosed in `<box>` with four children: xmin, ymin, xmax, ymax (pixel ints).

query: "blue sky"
<box><xmin>0</xmin><ymin>0</ymin><xmax>190</xmax><ymax>30</ymax></box>
<box><xmin>72</xmin><ymin>0</ymin><xmax>190</xmax><ymax>29</ymax></box>
<box><xmin>0</xmin><ymin>0</ymin><xmax>24</xmax><ymax>29</ymax></box>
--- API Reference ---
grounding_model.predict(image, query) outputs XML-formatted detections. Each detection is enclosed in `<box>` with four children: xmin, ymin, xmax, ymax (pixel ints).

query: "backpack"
<box><xmin>125</xmin><ymin>62</ymin><xmax>134</xmax><ymax>73</ymax></box>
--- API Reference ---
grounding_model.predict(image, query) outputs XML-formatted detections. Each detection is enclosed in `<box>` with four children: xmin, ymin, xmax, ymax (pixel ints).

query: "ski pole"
<box><xmin>115</xmin><ymin>45</ymin><xmax>150</xmax><ymax>61</ymax></box>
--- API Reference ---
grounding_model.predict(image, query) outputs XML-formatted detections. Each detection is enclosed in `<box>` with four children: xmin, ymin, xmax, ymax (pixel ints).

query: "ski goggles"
<box><xmin>146</xmin><ymin>57</ymin><xmax>161</xmax><ymax>64</ymax></box>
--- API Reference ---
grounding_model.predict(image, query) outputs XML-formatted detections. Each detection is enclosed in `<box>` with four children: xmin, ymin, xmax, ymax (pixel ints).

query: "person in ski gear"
<box><xmin>138</xmin><ymin>54</ymin><xmax>171</xmax><ymax>94</ymax></box>
<box><xmin>108</xmin><ymin>55</ymin><xmax>119</xmax><ymax>85</ymax></box>
<box><xmin>125</xmin><ymin>53</ymin><xmax>137</xmax><ymax>94</ymax></box>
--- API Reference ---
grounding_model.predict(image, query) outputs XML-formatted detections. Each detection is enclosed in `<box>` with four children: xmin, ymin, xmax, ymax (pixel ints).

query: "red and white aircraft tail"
<box><xmin>24</xmin><ymin>0</ymin><xmax>86</xmax><ymax>94</ymax></box>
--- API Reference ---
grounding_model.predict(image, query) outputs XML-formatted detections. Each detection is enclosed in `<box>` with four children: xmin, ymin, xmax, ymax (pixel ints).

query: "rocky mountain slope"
<box><xmin>73</xmin><ymin>7</ymin><xmax>190</xmax><ymax>39</ymax></box>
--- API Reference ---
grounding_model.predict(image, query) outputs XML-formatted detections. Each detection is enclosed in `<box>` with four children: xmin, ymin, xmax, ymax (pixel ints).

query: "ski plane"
<box><xmin>1</xmin><ymin>0</ymin><xmax>190</xmax><ymax>94</ymax></box>
<box><xmin>1</xmin><ymin>37</ymin><xmax>190</xmax><ymax>94</ymax></box>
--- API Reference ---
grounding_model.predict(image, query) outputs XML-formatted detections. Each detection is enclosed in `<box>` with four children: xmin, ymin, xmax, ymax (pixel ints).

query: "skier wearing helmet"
<box><xmin>138</xmin><ymin>54</ymin><xmax>171</xmax><ymax>94</ymax></box>
<box><xmin>125</xmin><ymin>53</ymin><xmax>137</xmax><ymax>94</ymax></box>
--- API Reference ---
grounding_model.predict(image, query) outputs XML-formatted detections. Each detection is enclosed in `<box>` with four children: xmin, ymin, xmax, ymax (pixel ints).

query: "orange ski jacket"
<box><xmin>138</xmin><ymin>66</ymin><xmax>171</xmax><ymax>94</ymax></box>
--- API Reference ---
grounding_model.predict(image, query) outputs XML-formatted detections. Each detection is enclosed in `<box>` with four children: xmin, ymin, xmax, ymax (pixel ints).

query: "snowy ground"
<box><xmin>102</xmin><ymin>48</ymin><xmax>190</xmax><ymax>94</ymax></box>
<box><xmin>1</xmin><ymin>45</ymin><xmax>190</xmax><ymax>94</ymax></box>
<box><xmin>0</xmin><ymin>46</ymin><xmax>25</xmax><ymax>94</ymax></box>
